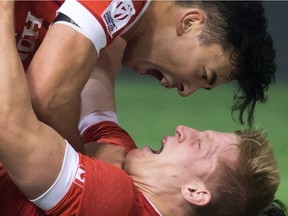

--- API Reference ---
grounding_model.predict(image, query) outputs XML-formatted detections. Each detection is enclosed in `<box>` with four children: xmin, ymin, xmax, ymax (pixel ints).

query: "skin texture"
<box><xmin>0</xmin><ymin>2</ymin><xmax>66</xmax><ymax>199</ymax></box>
<box><xmin>25</xmin><ymin>1</ymin><xmax>234</xmax><ymax>150</ymax></box>
<box><xmin>26</xmin><ymin>23</ymin><xmax>98</xmax><ymax>152</ymax></box>
<box><xmin>124</xmin><ymin>125</ymin><xmax>239</xmax><ymax>215</ymax></box>
<box><xmin>0</xmin><ymin>3</ymin><xmax>278</xmax><ymax>215</ymax></box>
<box><xmin>121</xmin><ymin>1</ymin><xmax>234</xmax><ymax>95</ymax></box>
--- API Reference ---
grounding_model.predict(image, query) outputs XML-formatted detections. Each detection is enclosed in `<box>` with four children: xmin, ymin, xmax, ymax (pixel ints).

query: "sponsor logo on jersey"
<box><xmin>102</xmin><ymin>0</ymin><xmax>136</xmax><ymax>37</ymax></box>
<box><xmin>74</xmin><ymin>164</ymin><xmax>85</xmax><ymax>188</ymax></box>
<box><xmin>17</xmin><ymin>11</ymin><xmax>43</xmax><ymax>62</ymax></box>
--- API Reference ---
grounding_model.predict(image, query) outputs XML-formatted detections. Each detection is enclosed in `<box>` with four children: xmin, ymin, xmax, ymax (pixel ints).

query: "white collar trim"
<box><xmin>143</xmin><ymin>194</ymin><xmax>163</xmax><ymax>216</ymax></box>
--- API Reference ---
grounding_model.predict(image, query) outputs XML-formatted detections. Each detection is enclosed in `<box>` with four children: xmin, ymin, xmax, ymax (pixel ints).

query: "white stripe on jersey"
<box><xmin>121</xmin><ymin>0</ymin><xmax>151</xmax><ymax>35</ymax></box>
<box><xmin>57</xmin><ymin>0</ymin><xmax>107</xmax><ymax>54</ymax></box>
<box><xmin>30</xmin><ymin>141</ymin><xmax>79</xmax><ymax>211</ymax></box>
<box><xmin>79</xmin><ymin>110</ymin><xmax>119</xmax><ymax>136</ymax></box>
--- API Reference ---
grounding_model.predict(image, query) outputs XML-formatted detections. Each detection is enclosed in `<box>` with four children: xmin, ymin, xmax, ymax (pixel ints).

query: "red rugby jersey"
<box><xmin>43</xmin><ymin>121</ymin><xmax>160</xmax><ymax>215</ymax></box>
<box><xmin>14</xmin><ymin>0</ymin><xmax>150</xmax><ymax>69</ymax></box>
<box><xmin>0</xmin><ymin>121</ymin><xmax>160</xmax><ymax>216</ymax></box>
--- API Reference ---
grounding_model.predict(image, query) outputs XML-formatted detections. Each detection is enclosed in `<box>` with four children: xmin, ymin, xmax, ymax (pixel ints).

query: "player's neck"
<box><xmin>136</xmin><ymin>182</ymin><xmax>189</xmax><ymax>216</ymax></box>
<box><xmin>121</xmin><ymin>1</ymin><xmax>154</xmax><ymax>41</ymax></box>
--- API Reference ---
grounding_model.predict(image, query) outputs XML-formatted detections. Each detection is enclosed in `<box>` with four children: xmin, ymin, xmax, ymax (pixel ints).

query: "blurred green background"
<box><xmin>114</xmin><ymin>2</ymin><xmax>288</xmax><ymax>204</ymax></box>
<box><xmin>115</xmin><ymin>70</ymin><xmax>288</xmax><ymax>205</ymax></box>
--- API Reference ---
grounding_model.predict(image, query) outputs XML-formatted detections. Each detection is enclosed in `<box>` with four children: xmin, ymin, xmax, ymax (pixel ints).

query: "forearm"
<box><xmin>79</xmin><ymin>38</ymin><xmax>128</xmax><ymax>165</ymax></box>
<box><xmin>0</xmin><ymin>2</ymin><xmax>30</xmax><ymax>124</ymax></box>
<box><xmin>0</xmin><ymin>3</ymin><xmax>66</xmax><ymax>199</ymax></box>
<box><xmin>80</xmin><ymin>37</ymin><xmax>126</xmax><ymax>117</ymax></box>
<box><xmin>80</xmin><ymin>118</ymin><xmax>136</xmax><ymax>169</ymax></box>
<box><xmin>26</xmin><ymin>23</ymin><xmax>98</xmax><ymax>151</ymax></box>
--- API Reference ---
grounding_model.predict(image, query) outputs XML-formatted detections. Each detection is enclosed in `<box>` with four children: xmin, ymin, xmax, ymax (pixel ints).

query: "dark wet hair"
<box><xmin>175</xmin><ymin>1</ymin><xmax>276</xmax><ymax>127</ymax></box>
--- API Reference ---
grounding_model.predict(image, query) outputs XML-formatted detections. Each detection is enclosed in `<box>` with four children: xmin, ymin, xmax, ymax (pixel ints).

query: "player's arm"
<box><xmin>79</xmin><ymin>37</ymin><xmax>134</xmax><ymax>168</ymax></box>
<box><xmin>25</xmin><ymin>0</ymin><xmax>130</xmax><ymax>151</ymax></box>
<box><xmin>0</xmin><ymin>1</ymin><xmax>67</xmax><ymax>200</ymax></box>
<box><xmin>25</xmin><ymin>22</ymin><xmax>97</xmax><ymax>152</ymax></box>
<box><xmin>80</xmin><ymin>37</ymin><xmax>126</xmax><ymax>117</ymax></box>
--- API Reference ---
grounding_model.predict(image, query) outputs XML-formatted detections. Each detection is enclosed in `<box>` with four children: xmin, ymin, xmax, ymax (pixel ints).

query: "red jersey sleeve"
<box><xmin>0</xmin><ymin>163</ymin><xmax>45</xmax><ymax>216</ymax></box>
<box><xmin>57</xmin><ymin>0</ymin><xmax>151</xmax><ymax>53</ymax></box>
<box><xmin>46</xmin><ymin>153</ymin><xmax>136</xmax><ymax>216</ymax></box>
<box><xmin>81</xmin><ymin>121</ymin><xmax>137</xmax><ymax>152</ymax></box>
<box><xmin>14</xmin><ymin>1</ymin><xmax>62</xmax><ymax>70</ymax></box>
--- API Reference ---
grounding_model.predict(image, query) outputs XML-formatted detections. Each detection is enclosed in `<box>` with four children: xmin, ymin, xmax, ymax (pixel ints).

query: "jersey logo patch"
<box><xmin>102</xmin><ymin>0</ymin><xmax>135</xmax><ymax>37</ymax></box>
<box><xmin>74</xmin><ymin>164</ymin><xmax>85</xmax><ymax>188</ymax></box>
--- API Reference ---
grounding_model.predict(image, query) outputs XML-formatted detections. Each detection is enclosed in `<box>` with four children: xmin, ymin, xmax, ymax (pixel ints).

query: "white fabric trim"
<box><xmin>53</xmin><ymin>21</ymin><xmax>88</xmax><ymax>42</ymax></box>
<box><xmin>143</xmin><ymin>194</ymin><xmax>162</xmax><ymax>216</ymax></box>
<box><xmin>57</xmin><ymin>0</ymin><xmax>107</xmax><ymax>54</ymax></box>
<box><xmin>79</xmin><ymin>111</ymin><xmax>118</xmax><ymax>136</ymax></box>
<box><xmin>30</xmin><ymin>141</ymin><xmax>79</xmax><ymax>211</ymax></box>
<box><xmin>120</xmin><ymin>0</ymin><xmax>151</xmax><ymax>35</ymax></box>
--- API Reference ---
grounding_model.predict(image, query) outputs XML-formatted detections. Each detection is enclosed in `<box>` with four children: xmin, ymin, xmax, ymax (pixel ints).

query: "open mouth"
<box><xmin>149</xmin><ymin>144</ymin><xmax>164</xmax><ymax>154</ymax></box>
<box><xmin>145</xmin><ymin>69</ymin><xmax>168</xmax><ymax>87</ymax></box>
<box><xmin>144</xmin><ymin>69</ymin><xmax>184</xmax><ymax>92</ymax></box>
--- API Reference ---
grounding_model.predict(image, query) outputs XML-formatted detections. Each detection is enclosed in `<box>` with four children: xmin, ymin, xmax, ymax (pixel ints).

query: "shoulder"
<box><xmin>57</xmin><ymin>0</ymin><xmax>151</xmax><ymax>51</ymax></box>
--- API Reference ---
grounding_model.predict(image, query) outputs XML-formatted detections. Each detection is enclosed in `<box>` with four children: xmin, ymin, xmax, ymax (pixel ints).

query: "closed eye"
<box><xmin>191</xmin><ymin>139</ymin><xmax>201</xmax><ymax>149</ymax></box>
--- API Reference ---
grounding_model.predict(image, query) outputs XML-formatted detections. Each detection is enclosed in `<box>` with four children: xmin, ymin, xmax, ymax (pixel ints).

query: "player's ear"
<box><xmin>181</xmin><ymin>183</ymin><xmax>211</xmax><ymax>206</ymax></box>
<box><xmin>177</xmin><ymin>9</ymin><xmax>205</xmax><ymax>36</ymax></box>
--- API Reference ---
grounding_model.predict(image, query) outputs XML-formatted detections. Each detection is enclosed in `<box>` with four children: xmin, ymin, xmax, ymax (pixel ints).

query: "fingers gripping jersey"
<box><xmin>79</xmin><ymin>111</ymin><xmax>137</xmax><ymax>151</ymax></box>
<box><xmin>0</xmin><ymin>120</ymin><xmax>135</xmax><ymax>216</ymax></box>
<box><xmin>41</xmin><ymin>122</ymin><xmax>160</xmax><ymax>215</ymax></box>
<box><xmin>82</xmin><ymin>121</ymin><xmax>137</xmax><ymax>152</ymax></box>
<box><xmin>0</xmin><ymin>122</ymin><xmax>160</xmax><ymax>215</ymax></box>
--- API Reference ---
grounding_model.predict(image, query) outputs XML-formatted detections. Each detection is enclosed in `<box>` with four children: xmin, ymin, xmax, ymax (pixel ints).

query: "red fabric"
<box><xmin>79</xmin><ymin>0</ymin><xmax>148</xmax><ymax>46</ymax></box>
<box><xmin>50</xmin><ymin>154</ymin><xmax>135</xmax><ymax>216</ymax></box>
<box><xmin>0</xmin><ymin>163</ymin><xmax>45</xmax><ymax>216</ymax></box>
<box><xmin>0</xmin><ymin>122</ymin><xmax>160</xmax><ymax>215</ymax></box>
<box><xmin>81</xmin><ymin>121</ymin><xmax>137</xmax><ymax>152</ymax></box>
<box><xmin>46</xmin><ymin>153</ymin><xmax>160</xmax><ymax>216</ymax></box>
<box><xmin>14</xmin><ymin>1</ymin><xmax>63</xmax><ymax>70</ymax></box>
<box><xmin>14</xmin><ymin>1</ymin><xmax>148</xmax><ymax>70</ymax></box>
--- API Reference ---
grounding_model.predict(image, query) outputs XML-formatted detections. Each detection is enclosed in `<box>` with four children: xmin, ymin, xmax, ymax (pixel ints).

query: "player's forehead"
<box><xmin>202</xmin><ymin>130</ymin><xmax>239</xmax><ymax>155</ymax></box>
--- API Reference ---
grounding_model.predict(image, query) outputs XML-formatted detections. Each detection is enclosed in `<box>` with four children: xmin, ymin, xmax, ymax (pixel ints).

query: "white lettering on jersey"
<box><xmin>74</xmin><ymin>164</ymin><xmax>85</xmax><ymax>188</ymax></box>
<box><xmin>17</xmin><ymin>11</ymin><xmax>43</xmax><ymax>61</ymax></box>
<box><xmin>102</xmin><ymin>0</ymin><xmax>136</xmax><ymax>37</ymax></box>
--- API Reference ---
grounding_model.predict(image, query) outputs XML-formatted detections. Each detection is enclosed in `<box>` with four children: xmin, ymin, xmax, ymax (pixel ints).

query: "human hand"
<box><xmin>84</xmin><ymin>142</ymin><xmax>127</xmax><ymax>169</ymax></box>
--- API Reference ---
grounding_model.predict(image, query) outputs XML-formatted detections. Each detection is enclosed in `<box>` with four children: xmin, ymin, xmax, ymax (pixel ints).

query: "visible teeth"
<box><xmin>160</xmin><ymin>77</ymin><xmax>168</xmax><ymax>87</ymax></box>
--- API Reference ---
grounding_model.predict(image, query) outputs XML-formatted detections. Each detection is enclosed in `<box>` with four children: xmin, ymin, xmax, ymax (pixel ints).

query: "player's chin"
<box><xmin>127</xmin><ymin>148</ymin><xmax>151</xmax><ymax>160</ymax></box>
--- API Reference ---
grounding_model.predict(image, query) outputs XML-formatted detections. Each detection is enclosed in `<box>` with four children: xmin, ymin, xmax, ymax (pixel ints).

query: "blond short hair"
<box><xmin>194</xmin><ymin>129</ymin><xmax>280</xmax><ymax>216</ymax></box>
